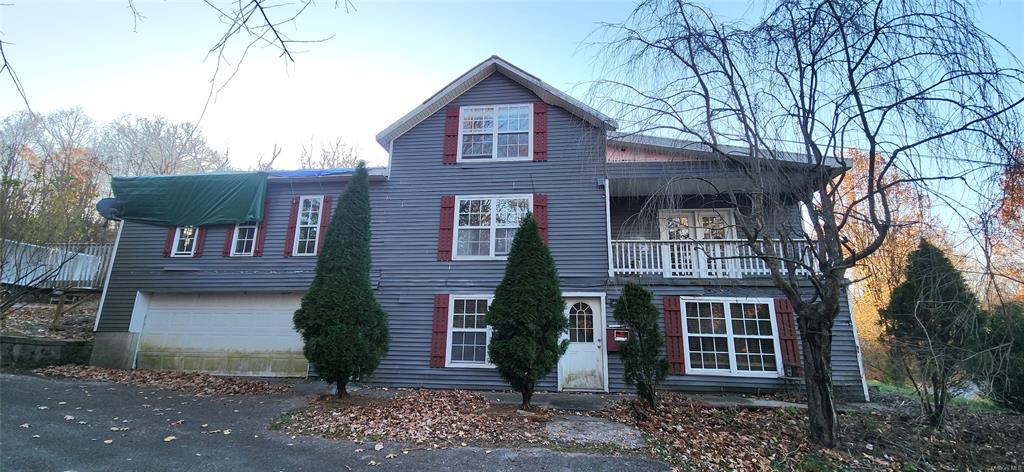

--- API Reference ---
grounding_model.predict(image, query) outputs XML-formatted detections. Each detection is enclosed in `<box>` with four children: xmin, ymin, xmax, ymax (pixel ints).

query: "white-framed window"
<box><xmin>231</xmin><ymin>223</ymin><xmax>258</xmax><ymax>256</ymax></box>
<box><xmin>171</xmin><ymin>226</ymin><xmax>197</xmax><ymax>257</ymax></box>
<box><xmin>454</xmin><ymin>194</ymin><xmax>532</xmax><ymax>260</ymax></box>
<box><xmin>658</xmin><ymin>209</ymin><xmax>736</xmax><ymax>241</ymax></box>
<box><xmin>680</xmin><ymin>297</ymin><xmax>783</xmax><ymax>377</ymax></box>
<box><xmin>457</xmin><ymin>104</ymin><xmax>533</xmax><ymax>162</ymax></box>
<box><xmin>446</xmin><ymin>295</ymin><xmax>494</xmax><ymax>368</ymax></box>
<box><xmin>293</xmin><ymin>195</ymin><xmax>324</xmax><ymax>256</ymax></box>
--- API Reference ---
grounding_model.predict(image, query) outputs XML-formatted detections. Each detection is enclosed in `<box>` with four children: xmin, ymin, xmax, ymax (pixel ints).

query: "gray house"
<box><xmin>91</xmin><ymin>56</ymin><xmax>869</xmax><ymax>400</ymax></box>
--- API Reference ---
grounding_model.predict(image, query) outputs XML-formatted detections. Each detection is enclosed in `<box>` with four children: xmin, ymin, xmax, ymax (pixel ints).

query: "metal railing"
<box><xmin>610</xmin><ymin>239</ymin><xmax>812</xmax><ymax>279</ymax></box>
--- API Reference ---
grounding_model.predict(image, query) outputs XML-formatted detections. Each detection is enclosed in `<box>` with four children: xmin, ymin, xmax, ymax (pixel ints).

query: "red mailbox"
<box><xmin>606</xmin><ymin>326</ymin><xmax>630</xmax><ymax>351</ymax></box>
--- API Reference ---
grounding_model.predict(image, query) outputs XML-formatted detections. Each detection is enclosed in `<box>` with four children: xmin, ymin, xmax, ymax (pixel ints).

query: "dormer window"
<box><xmin>458</xmin><ymin>104</ymin><xmax>532</xmax><ymax>161</ymax></box>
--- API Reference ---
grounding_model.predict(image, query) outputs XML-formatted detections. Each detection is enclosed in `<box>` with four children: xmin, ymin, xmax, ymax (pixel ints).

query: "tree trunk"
<box><xmin>336</xmin><ymin>379</ymin><xmax>348</xmax><ymax>398</ymax></box>
<box><xmin>800</xmin><ymin>315</ymin><xmax>837</xmax><ymax>447</ymax></box>
<box><xmin>521</xmin><ymin>385</ymin><xmax>533</xmax><ymax>410</ymax></box>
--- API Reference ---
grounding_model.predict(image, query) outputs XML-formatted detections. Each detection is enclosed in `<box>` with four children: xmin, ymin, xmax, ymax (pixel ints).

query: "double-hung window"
<box><xmin>171</xmin><ymin>226</ymin><xmax>197</xmax><ymax>257</ymax></box>
<box><xmin>454</xmin><ymin>195</ymin><xmax>532</xmax><ymax>259</ymax></box>
<box><xmin>231</xmin><ymin>223</ymin><xmax>258</xmax><ymax>256</ymax></box>
<box><xmin>293</xmin><ymin>196</ymin><xmax>324</xmax><ymax>256</ymax></box>
<box><xmin>447</xmin><ymin>296</ymin><xmax>493</xmax><ymax>368</ymax></box>
<box><xmin>458</xmin><ymin>104</ymin><xmax>532</xmax><ymax>161</ymax></box>
<box><xmin>681</xmin><ymin>297</ymin><xmax>782</xmax><ymax>377</ymax></box>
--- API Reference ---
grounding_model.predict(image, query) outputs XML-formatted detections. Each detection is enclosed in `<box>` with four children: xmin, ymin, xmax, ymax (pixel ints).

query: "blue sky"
<box><xmin>1</xmin><ymin>0</ymin><xmax>1021</xmax><ymax>169</ymax></box>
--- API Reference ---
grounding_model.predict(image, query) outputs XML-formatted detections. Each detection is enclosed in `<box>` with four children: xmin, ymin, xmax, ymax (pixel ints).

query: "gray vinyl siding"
<box><xmin>368</xmin><ymin>72</ymin><xmax>607</xmax><ymax>390</ymax></box>
<box><xmin>96</xmin><ymin>179</ymin><xmax>354</xmax><ymax>331</ymax></box>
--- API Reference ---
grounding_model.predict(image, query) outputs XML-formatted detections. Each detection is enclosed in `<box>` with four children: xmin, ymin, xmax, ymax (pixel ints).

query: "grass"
<box><xmin>867</xmin><ymin>380</ymin><xmax>1006</xmax><ymax>412</ymax></box>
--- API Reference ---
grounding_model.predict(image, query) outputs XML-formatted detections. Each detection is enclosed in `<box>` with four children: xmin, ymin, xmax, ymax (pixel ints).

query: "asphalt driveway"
<box><xmin>0</xmin><ymin>373</ymin><xmax>668</xmax><ymax>471</ymax></box>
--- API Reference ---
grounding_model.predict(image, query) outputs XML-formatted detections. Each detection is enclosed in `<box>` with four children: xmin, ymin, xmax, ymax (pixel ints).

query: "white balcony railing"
<box><xmin>610</xmin><ymin>239</ymin><xmax>812</xmax><ymax>279</ymax></box>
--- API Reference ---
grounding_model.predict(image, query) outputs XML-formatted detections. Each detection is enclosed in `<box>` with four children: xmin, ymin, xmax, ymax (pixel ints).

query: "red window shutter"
<box><xmin>443</xmin><ymin>106</ymin><xmax>460</xmax><ymax>165</ymax></box>
<box><xmin>284</xmin><ymin>196</ymin><xmax>300</xmax><ymax>257</ymax></box>
<box><xmin>533</xmin><ymin>193</ymin><xmax>549</xmax><ymax>244</ymax></box>
<box><xmin>533</xmin><ymin>102</ymin><xmax>548</xmax><ymax>161</ymax></box>
<box><xmin>317</xmin><ymin>196</ymin><xmax>332</xmax><ymax>256</ymax></box>
<box><xmin>223</xmin><ymin>226</ymin><xmax>235</xmax><ymax>256</ymax></box>
<box><xmin>430</xmin><ymin>294</ymin><xmax>450</xmax><ymax>368</ymax></box>
<box><xmin>437</xmin><ymin>195</ymin><xmax>456</xmax><ymax>261</ymax></box>
<box><xmin>774</xmin><ymin>298</ymin><xmax>802</xmax><ymax>377</ymax></box>
<box><xmin>663</xmin><ymin>296</ymin><xmax>686</xmax><ymax>375</ymax></box>
<box><xmin>254</xmin><ymin>197</ymin><xmax>270</xmax><ymax>257</ymax></box>
<box><xmin>193</xmin><ymin>227</ymin><xmax>207</xmax><ymax>258</ymax></box>
<box><xmin>162</xmin><ymin>227</ymin><xmax>175</xmax><ymax>257</ymax></box>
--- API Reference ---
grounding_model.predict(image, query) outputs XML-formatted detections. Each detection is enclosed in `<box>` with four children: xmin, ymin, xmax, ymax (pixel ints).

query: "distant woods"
<box><xmin>1</xmin><ymin>108</ymin><xmax>359</xmax><ymax>246</ymax></box>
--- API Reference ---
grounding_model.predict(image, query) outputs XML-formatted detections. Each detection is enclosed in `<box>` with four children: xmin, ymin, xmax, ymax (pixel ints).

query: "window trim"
<box><xmin>679</xmin><ymin>296</ymin><xmax>784</xmax><ymax>378</ymax></box>
<box><xmin>452</xmin><ymin>194</ymin><xmax>534</xmax><ymax>261</ymax></box>
<box><xmin>291</xmin><ymin>195</ymin><xmax>325</xmax><ymax>257</ymax></box>
<box><xmin>230</xmin><ymin>223</ymin><xmax>259</xmax><ymax>257</ymax></box>
<box><xmin>456</xmin><ymin>104</ymin><xmax>534</xmax><ymax>163</ymax></box>
<box><xmin>170</xmin><ymin>226</ymin><xmax>197</xmax><ymax>258</ymax></box>
<box><xmin>444</xmin><ymin>294</ymin><xmax>495</xmax><ymax>369</ymax></box>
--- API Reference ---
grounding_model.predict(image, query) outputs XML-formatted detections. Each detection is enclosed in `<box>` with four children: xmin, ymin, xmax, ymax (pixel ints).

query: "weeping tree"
<box><xmin>596</xmin><ymin>0</ymin><xmax>1023</xmax><ymax>446</ymax></box>
<box><xmin>293</xmin><ymin>162</ymin><xmax>389</xmax><ymax>396</ymax></box>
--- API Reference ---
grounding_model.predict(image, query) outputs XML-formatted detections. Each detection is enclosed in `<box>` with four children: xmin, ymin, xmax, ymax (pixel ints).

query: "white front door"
<box><xmin>558</xmin><ymin>298</ymin><xmax>606</xmax><ymax>391</ymax></box>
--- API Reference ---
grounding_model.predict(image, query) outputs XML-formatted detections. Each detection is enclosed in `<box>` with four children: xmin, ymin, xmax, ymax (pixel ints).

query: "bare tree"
<box><xmin>595</xmin><ymin>0</ymin><xmax>1023</xmax><ymax>446</ymax></box>
<box><xmin>299</xmin><ymin>137</ymin><xmax>360</xmax><ymax>169</ymax></box>
<box><xmin>96</xmin><ymin>115</ymin><xmax>230</xmax><ymax>177</ymax></box>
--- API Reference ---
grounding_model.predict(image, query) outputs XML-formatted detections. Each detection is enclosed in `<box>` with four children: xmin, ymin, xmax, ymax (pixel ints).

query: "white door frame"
<box><xmin>558</xmin><ymin>292</ymin><xmax>608</xmax><ymax>392</ymax></box>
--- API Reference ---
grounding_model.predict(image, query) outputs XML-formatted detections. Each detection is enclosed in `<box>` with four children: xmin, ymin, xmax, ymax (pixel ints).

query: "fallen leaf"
<box><xmin>19</xmin><ymin>423</ymin><xmax>30</xmax><ymax>428</ymax></box>
<box><xmin>103</xmin><ymin>439</ymin><xmax>113</xmax><ymax>444</ymax></box>
<box><xmin>163</xmin><ymin>436</ymin><xmax>177</xmax><ymax>442</ymax></box>
<box><xmin>374</xmin><ymin>443</ymin><xmax>384</xmax><ymax>451</ymax></box>
<box><xmin>63</xmin><ymin>415</ymin><xmax>75</xmax><ymax>421</ymax></box>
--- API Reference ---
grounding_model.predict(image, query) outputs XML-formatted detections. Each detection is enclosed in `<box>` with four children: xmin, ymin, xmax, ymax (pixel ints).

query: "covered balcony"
<box><xmin>606</xmin><ymin>193</ymin><xmax>812</xmax><ymax>280</ymax></box>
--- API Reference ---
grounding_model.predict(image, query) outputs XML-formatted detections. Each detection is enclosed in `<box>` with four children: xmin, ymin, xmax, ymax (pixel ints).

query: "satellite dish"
<box><xmin>96</xmin><ymin>197</ymin><xmax>122</xmax><ymax>220</ymax></box>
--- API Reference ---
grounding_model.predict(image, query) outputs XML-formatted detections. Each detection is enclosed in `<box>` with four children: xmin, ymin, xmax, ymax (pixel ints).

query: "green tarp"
<box><xmin>111</xmin><ymin>172</ymin><xmax>267</xmax><ymax>226</ymax></box>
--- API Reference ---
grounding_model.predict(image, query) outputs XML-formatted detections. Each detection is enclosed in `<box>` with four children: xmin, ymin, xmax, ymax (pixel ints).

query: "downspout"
<box><xmin>93</xmin><ymin>219</ymin><xmax>123</xmax><ymax>332</ymax></box>
<box><xmin>604</xmin><ymin>178</ymin><xmax>613</xmax><ymax>278</ymax></box>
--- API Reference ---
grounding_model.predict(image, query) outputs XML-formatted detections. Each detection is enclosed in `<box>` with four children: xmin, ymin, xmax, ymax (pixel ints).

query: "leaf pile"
<box><xmin>598</xmin><ymin>391</ymin><xmax>1024</xmax><ymax>471</ymax></box>
<box><xmin>283</xmin><ymin>389</ymin><xmax>551</xmax><ymax>445</ymax></box>
<box><xmin>597</xmin><ymin>393</ymin><xmax>847</xmax><ymax>471</ymax></box>
<box><xmin>36</xmin><ymin>365</ymin><xmax>291</xmax><ymax>396</ymax></box>
<box><xmin>1</xmin><ymin>304</ymin><xmax>96</xmax><ymax>341</ymax></box>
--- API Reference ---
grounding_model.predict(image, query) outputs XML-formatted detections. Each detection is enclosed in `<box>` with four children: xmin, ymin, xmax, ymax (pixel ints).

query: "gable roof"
<box><xmin>375</xmin><ymin>56</ymin><xmax>617</xmax><ymax>148</ymax></box>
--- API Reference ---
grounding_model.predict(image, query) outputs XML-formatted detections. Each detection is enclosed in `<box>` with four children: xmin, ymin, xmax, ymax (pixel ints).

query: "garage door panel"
<box><xmin>137</xmin><ymin>293</ymin><xmax>308</xmax><ymax>377</ymax></box>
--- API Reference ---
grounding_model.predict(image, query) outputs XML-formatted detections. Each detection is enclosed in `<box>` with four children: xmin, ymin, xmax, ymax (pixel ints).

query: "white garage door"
<box><xmin>135</xmin><ymin>293</ymin><xmax>308</xmax><ymax>377</ymax></box>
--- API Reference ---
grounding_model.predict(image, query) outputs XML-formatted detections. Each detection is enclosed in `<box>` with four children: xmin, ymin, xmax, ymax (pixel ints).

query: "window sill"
<box><xmin>456</xmin><ymin>157</ymin><xmax>534</xmax><ymax>163</ymax></box>
<box><xmin>451</xmin><ymin>256</ymin><xmax>509</xmax><ymax>262</ymax></box>
<box><xmin>169</xmin><ymin>254</ymin><xmax>195</xmax><ymax>258</ymax></box>
<box><xmin>444</xmin><ymin>362</ymin><xmax>496</xmax><ymax>369</ymax></box>
<box><xmin>682</xmin><ymin>369</ymin><xmax>783</xmax><ymax>379</ymax></box>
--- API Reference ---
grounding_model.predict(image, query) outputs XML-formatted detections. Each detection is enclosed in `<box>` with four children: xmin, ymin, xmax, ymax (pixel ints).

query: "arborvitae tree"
<box><xmin>487</xmin><ymin>214</ymin><xmax>567</xmax><ymax>409</ymax></box>
<box><xmin>614</xmin><ymin>282</ymin><xmax>668</xmax><ymax>408</ymax></box>
<box><xmin>879</xmin><ymin>239</ymin><xmax>984</xmax><ymax>426</ymax></box>
<box><xmin>984</xmin><ymin>303</ymin><xmax>1023</xmax><ymax>412</ymax></box>
<box><xmin>293</xmin><ymin>162</ymin><xmax>389</xmax><ymax>396</ymax></box>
